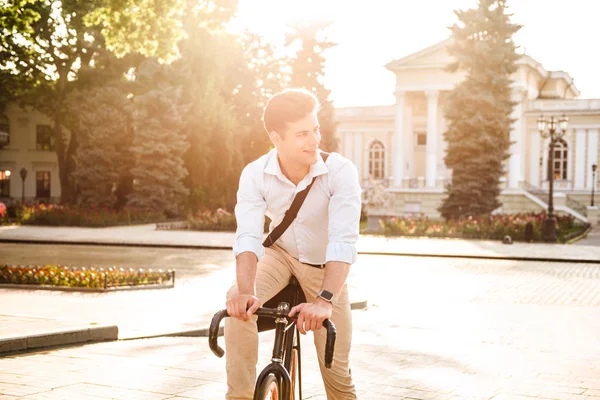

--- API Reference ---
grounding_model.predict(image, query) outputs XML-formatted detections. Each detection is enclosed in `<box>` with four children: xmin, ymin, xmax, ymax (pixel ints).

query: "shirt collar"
<box><xmin>264</xmin><ymin>149</ymin><xmax>281</xmax><ymax>176</ymax></box>
<box><xmin>264</xmin><ymin>149</ymin><xmax>330</xmax><ymax>181</ymax></box>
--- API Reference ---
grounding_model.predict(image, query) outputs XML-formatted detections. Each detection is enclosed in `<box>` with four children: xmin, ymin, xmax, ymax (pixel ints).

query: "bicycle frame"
<box><xmin>209</xmin><ymin>280</ymin><xmax>336</xmax><ymax>400</ymax></box>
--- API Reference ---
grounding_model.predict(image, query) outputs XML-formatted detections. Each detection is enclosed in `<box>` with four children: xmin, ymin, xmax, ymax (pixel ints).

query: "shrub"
<box><xmin>378</xmin><ymin>212</ymin><xmax>582</xmax><ymax>243</ymax></box>
<box><xmin>16</xmin><ymin>204</ymin><xmax>166</xmax><ymax>227</ymax></box>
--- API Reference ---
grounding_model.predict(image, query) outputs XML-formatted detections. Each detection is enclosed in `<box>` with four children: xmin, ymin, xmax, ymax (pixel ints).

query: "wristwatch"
<box><xmin>317</xmin><ymin>290</ymin><xmax>335</xmax><ymax>306</ymax></box>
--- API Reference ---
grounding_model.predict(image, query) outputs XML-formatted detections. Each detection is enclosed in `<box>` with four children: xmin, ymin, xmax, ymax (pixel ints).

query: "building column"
<box><xmin>353</xmin><ymin>132</ymin><xmax>364</xmax><ymax>182</ymax></box>
<box><xmin>574</xmin><ymin>128</ymin><xmax>587</xmax><ymax>189</ymax></box>
<box><xmin>587</xmin><ymin>129</ymin><xmax>599</xmax><ymax>189</ymax></box>
<box><xmin>437</xmin><ymin>99</ymin><xmax>449</xmax><ymax>188</ymax></box>
<box><xmin>508</xmin><ymin>92</ymin><xmax>524</xmax><ymax>189</ymax></box>
<box><xmin>404</xmin><ymin>96</ymin><xmax>414</xmax><ymax>180</ymax></box>
<box><xmin>529</xmin><ymin>131</ymin><xmax>541</xmax><ymax>187</ymax></box>
<box><xmin>426</xmin><ymin>90</ymin><xmax>439</xmax><ymax>188</ymax></box>
<box><xmin>392</xmin><ymin>91</ymin><xmax>405</xmax><ymax>187</ymax></box>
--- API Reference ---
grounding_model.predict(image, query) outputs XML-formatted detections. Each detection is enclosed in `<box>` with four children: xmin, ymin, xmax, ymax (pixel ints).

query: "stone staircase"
<box><xmin>522</xmin><ymin>181</ymin><xmax>590</xmax><ymax>223</ymax></box>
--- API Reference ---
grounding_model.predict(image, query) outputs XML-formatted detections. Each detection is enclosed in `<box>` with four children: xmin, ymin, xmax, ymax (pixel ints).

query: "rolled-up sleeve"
<box><xmin>233</xmin><ymin>164</ymin><xmax>267</xmax><ymax>260</ymax></box>
<box><xmin>326</xmin><ymin>161</ymin><xmax>362</xmax><ymax>264</ymax></box>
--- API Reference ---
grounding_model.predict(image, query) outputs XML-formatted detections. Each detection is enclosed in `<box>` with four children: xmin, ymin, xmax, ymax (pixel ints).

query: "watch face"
<box><xmin>319</xmin><ymin>290</ymin><xmax>334</xmax><ymax>301</ymax></box>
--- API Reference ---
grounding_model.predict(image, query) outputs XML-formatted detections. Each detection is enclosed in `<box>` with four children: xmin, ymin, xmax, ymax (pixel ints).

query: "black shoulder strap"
<box><xmin>263</xmin><ymin>152</ymin><xmax>329</xmax><ymax>247</ymax></box>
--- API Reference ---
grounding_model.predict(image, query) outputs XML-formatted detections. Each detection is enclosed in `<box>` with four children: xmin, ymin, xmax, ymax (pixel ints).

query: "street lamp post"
<box><xmin>19</xmin><ymin>168</ymin><xmax>27</xmax><ymax>203</ymax></box>
<box><xmin>592</xmin><ymin>164</ymin><xmax>597</xmax><ymax>207</ymax></box>
<box><xmin>537</xmin><ymin>114</ymin><xmax>569</xmax><ymax>243</ymax></box>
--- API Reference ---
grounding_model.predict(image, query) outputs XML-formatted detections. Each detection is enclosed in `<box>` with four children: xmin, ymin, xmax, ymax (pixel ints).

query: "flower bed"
<box><xmin>16</xmin><ymin>204</ymin><xmax>167</xmax><ymax>227</ymax></box>
<box><xmin>187</xmin><ymin>208</ymin><xmax>237</xmax><ymax>231</ymax></box>
<box><xmin>378</xmin><ymin>212</ymin><xmax>584</xmax><ymax>243</ymax></box>
<box><xmin>0</xmin><ymin>264</ymin><xmax>175</xmax><ymax>291</ymax></box>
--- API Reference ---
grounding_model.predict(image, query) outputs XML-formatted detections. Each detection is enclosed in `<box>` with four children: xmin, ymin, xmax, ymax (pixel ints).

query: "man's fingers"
<box><xmin>234</xmin><ymin>300</ymin><xmax>246</xmax><ymax>321</ymax></box>
<box><xmin>310</xmin><ymin>317</ymin><xmax>319</xmax><ymax>332</ymax></box>
<box><xmin>231</xmin><ymin>301</ymin><xmax>239</xmax><ymax>319</ymax></box>
<box><xmin>308</xmin><ymin>315</ymin><xmax>318</xmax><ymax>332</ymax></box>
<box><xmin>288</xmin><ymin>304</ymin><xmax>303</xmax><ymax>317</ymax></box>
<box><xmin>247</xmin><ymin>298</ymin><xmax>260</xmax><ymax>316</ymax></box>
<box><xmin>240</xmin><ymin>300</ymin><xmax>249</xmax><ymax>320</ymax></box>
<box><xmin>296</xmin><ymin>313</ymin><xmax>306</xmax><ymax>335</ymax></box>
<box><xmin>316</xmin><ymin>317</ymin><xmax>325</xmax><ymax>331</ymax></box>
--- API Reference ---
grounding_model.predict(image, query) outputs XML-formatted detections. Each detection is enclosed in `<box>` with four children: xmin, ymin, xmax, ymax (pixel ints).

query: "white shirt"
<box><xmin>233</xmin><ymin>149</ymin><xmax>362</xmax><ymax>265</ymax></box>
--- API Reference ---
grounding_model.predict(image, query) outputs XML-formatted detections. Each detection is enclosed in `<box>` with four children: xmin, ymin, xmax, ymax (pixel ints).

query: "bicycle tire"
<box><xmin>254</xmin><ymin>373</ymin><xmax>280</xmax><ymax>400</ymax></box>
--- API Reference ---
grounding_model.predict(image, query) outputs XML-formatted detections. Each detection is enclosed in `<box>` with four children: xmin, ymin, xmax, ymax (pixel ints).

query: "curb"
<box><xmin>0</xmin><ymin>238</ymin><xmax>231</xmax><ymax>251</ymax></box>
<box><xmin>357</xmin><ymin>251</ymin><xmax>600</xmax><ymax>264</ymax></box>
<box><xmin>0</xmin><ymin>325</ymin><xmax>118</xmax><ymax>355</ymax></box>
<box><xmin>565</xmin><ymin>224</ymin><xmax>593</xmax><ymax>245</ymax></box>
<box><xmin>1</xmin><ymin>238</ymin><xmax>598</xmax><ymax>264</ymax></box>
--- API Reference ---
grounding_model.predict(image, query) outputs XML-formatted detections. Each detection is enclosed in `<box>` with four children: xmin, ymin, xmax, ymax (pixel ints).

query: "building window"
<box><xmin>36</xmin><ymin>125</ymin><xmax>55</xmax><ymax>151</ymax></box>
<box><xmin>0</xmin><ymin>114</ymin><xmax>9</xmax><ymax>146</ymax></box>
<box><xmin>368</xmin><ymin>140</ymin><xmax>385</xmax><ymax>179</ymax></box>
<box><xmin>547</xmin><ymin>139</ymin><xmax>568</xmax><ymax>180</ymax></box>
<box><xmin>0</xmin><ymin>170</ymin><xmax>10</xmax><ymax>197</ymax></box>
<box><xmin>417</xmin><ymin>132</ymin><xmax>427</xmax><ymax>146</ymax></box>
<box><xmin>36</xmin><ymin>171</ymin><xmax>51</xmax><ymax>198</ymax></box>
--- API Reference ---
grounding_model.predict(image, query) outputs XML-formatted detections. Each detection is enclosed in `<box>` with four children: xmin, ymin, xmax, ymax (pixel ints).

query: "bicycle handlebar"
<box><xmin>208</xmin><ymin>307</ymin><xmax>337</xmax><ymax>368</ymax></box>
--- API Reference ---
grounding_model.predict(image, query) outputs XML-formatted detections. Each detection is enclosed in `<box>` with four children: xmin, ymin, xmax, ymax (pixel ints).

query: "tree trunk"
<box><xmin>54</xmin><ymin>119</ymin><xmax>75</xmax><ymax>204</ymax></box>
<box><xmin>52</xmin><ymin>74</ymin><xmax>76</xmax><ymax>205</ymax></box>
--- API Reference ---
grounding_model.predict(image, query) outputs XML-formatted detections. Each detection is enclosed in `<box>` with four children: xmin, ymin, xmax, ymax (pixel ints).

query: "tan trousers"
<box><xmin>224</xmin><ymin>245</ymin><xmax>357</xmax><ymax>399</ymax></box>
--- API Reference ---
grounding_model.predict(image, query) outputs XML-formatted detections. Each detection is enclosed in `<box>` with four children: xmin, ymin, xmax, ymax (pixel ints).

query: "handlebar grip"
<box><xmin>322</xmin><ymin>319</ymin><xmax>336</xmax><ymax>368</ymax></box>
<box><xmin>208</xmin><ymin>309</ymin><xmax>229</xmax><ymax>358</ymax></box>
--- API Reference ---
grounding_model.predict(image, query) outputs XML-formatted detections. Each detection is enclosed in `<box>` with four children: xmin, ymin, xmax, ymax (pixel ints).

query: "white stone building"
<box><xmin>0</xmin><ymin>105</ymin><xmax>60</xmax><ymax>204</ymax></box>
<box><xmin>336</xmin><ymin>40</ymin><xmax>599</xmax><ymax>223</ymax></box>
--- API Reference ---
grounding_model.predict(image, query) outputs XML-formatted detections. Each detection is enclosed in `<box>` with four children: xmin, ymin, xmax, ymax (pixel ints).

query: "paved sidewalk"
<box><xmin>0</xmin><ymin>224</ymin><xmax>598</xmax><ymax>262</ymax></box>
<box><xmin>2</xmin><ymin>256</ymin><xmax>600</xmax><ymax>399</ymax></box>
<box><xmin>578</xmin><ymin>225</ymin><xmax>600</xmax><ymax>246</ymax></box>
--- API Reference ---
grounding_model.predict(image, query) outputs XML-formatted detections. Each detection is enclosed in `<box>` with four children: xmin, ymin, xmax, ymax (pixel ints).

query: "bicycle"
<box><xmin>209</xmin><ymin>275</ymin><xmax>337</xmax><ymax>400</ymax></box>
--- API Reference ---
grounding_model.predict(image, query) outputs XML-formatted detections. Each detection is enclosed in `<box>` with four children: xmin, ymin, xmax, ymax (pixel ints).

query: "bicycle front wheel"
<box><xmin>254</xmin><ymin>373</ymin><xmax>280</xmax><ymax>400</ymax></box>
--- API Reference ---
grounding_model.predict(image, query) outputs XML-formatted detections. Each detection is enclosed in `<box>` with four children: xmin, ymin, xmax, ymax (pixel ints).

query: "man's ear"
<box><xmin>269</xmin><ymin>130</ymin><xmax>281</xmax><ymax>146</ymax></box>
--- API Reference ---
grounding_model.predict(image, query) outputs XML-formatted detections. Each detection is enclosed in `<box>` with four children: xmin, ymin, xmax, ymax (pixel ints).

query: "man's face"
<box><xmin>273</xmin><ymin>111</ymin><xmax>321</xmax><ymax>167</ymax></box>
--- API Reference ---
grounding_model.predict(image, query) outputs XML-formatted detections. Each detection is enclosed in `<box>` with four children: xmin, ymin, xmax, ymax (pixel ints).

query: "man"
<box><xmin>225</xmin><ymin>88</ymin><xmax>361</xmax><ymax>399</ymax></box>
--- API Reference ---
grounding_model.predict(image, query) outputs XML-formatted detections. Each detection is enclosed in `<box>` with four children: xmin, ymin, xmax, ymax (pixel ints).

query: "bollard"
<box><xmin>524</xmin><ymin>221</ymin><xmax>534</xmax><ymax>242</ymax></box>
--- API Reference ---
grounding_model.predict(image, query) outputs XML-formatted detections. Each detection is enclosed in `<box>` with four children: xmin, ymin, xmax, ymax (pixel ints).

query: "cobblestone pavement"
<box><xmin>2</xmin><ymin>255</ymin><xmax>600</xmax><ymax>399</ymax></box>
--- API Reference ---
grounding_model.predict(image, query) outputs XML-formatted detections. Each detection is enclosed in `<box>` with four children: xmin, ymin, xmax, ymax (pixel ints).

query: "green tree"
<box><xmin>232</xmin><ymin>32</ymin><xmax>290</xmax><ymax>166</ymax></box>
<box><xmin>175</xmin><ymin>3</ymin><xmax>288</xmax><ymax>211</ymax></box>
<box><xmin>286</xmin><ymin>21</ymin><xmax>338</xmax><ymax>152</ymax></box>
<box><xmin>174</xmin><ymin>3</ymin><xmax>238</xmax><ymax>211</ymax></box>
<box><xmin>127</xmin><ymin>59</ymin><xmax>189</xmax><ymax>216</ymax></box>
<box><xmin>439</xmin><ymin>0</ymin><xmax>521</xmax><ymax>219</ymax></box>
<box><xmin>0</xmin><ymin>0</ymin><xmax>185</xmax><ymax>203</ymax></box>
<box><xmin>66</xmin><ymin>84</ymin><xmax>133</xmax><ymax>209</ymax></box>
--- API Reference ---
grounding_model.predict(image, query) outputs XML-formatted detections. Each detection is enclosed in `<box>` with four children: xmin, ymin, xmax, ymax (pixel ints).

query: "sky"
<box><xmin>230</xmin><ymin>0</ymin><xmax>600</xmax><ymax>107</ymax></box>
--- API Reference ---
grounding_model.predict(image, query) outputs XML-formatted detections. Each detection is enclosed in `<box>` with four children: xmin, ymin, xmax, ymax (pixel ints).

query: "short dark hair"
<box><xmin>263</xmin><ymin>88</ymin><xmax>319</xmax><ymax>136</ymax></box>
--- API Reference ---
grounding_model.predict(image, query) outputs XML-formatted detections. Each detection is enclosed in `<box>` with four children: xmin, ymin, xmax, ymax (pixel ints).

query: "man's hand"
<box><xmin>288</xmin><ymin>298</ymin><xmax>333</xmax><ymax>335</ymax></box>
<box><xmin>227</xmin><ymin>293</ymin><xmax>261</xmax><ymax>321</ymax></box>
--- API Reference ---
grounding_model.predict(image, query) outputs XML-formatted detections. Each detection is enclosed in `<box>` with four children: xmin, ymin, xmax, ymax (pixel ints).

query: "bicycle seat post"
<box><xmin>271</xmin><ymin>302</ymin><xmax>290</xmax><ymax>364</ymax></box>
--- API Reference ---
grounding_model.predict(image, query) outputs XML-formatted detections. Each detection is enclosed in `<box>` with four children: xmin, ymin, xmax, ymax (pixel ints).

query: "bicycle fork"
<box><xmin>255</xmin><ymin>302</ymin><xmax>292</xmax><ymax>399</ymax></box>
